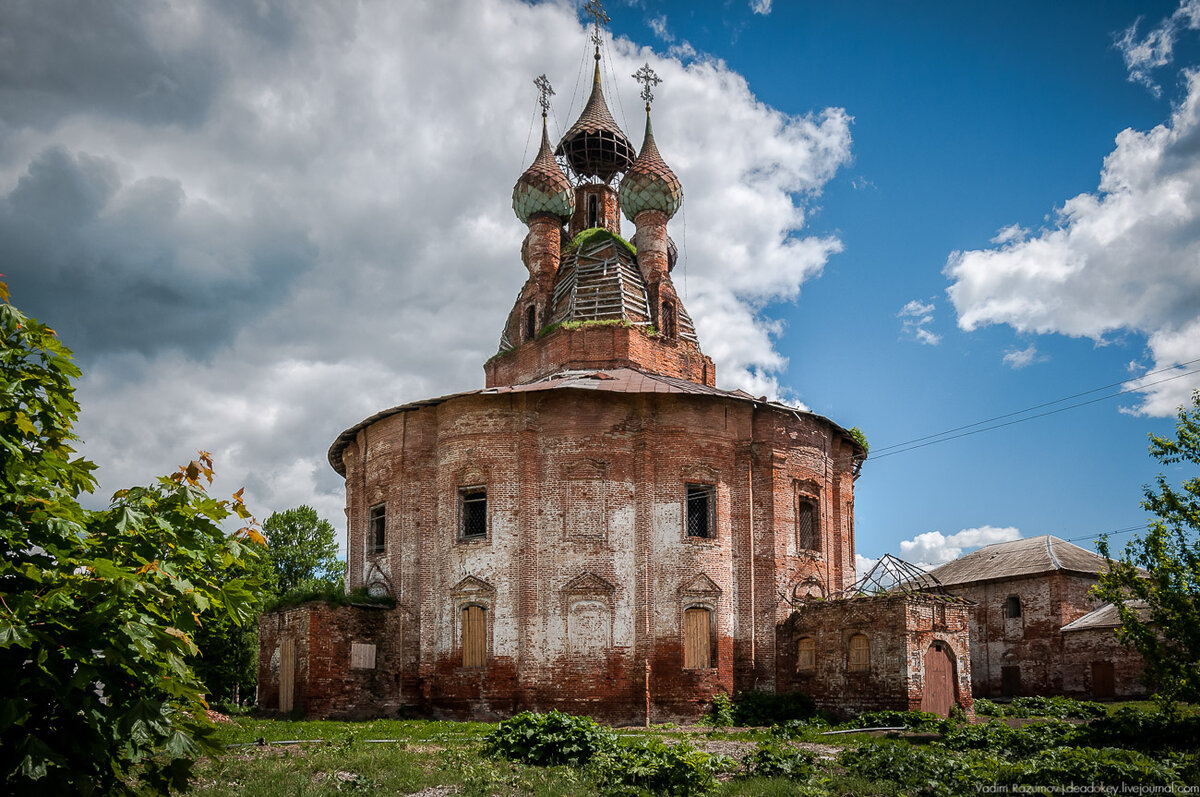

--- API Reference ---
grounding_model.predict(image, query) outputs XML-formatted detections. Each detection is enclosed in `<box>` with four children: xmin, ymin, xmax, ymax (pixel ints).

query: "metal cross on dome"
<box><xmin>632</xmin><ymin>63</ymin><xmax>662</xmax><ymax>106</ymax></box>
<box><xmin>533</xmin><ymin>74</ymin><xmax>554</xmax><ymax>115</ymax></box>
<box><xmin>584</xmin><ymin>0</ymin><xmax>609</xmax><ymax>48</ymax></box>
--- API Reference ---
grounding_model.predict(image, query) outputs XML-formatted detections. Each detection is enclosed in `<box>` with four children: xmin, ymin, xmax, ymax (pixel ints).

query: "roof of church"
<box><xmin>924</xmin><ymin>535</ymin><xmax>1110</xmax><ymax>587</ymax></box>
<box><xmin>328</xmin><ymin>367</ymin><xmax>854</xmax><ymax>475</ymax></box>
<box><xmin>620</xmin><ymin>110</ymin><xmax>683</xmax><ymax>220</ymax></box>
<box><xmin>512</xmin><ymin>118</ymin><xmax>574</xmax><ymax>224</ymax></box>
<box><xmin>555</xmin><ymin>57</ymin><xmax>635</xmax><ymax>183</ymax></box>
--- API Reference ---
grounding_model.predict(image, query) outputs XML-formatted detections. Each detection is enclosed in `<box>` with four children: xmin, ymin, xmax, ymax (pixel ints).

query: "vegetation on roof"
<box><xmin>849</xmin><ymin>426</ymin><xmax>869</xmax><ymax>456</ymax></box>
<box><xmin>563</xmin><ymin>226</ymin><xmax>636</xmax><ymax>257</ymax></box>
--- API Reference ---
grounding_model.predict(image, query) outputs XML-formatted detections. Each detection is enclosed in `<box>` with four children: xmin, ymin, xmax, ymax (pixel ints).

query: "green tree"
<box><xmin>262</xmin><ymin>505</ymin><xmax>344</xmax><ymax>595</ymax></box>
<box><xmin>1097</xmin><ymin>389</ymin><xmax>1200</xmax><ymax>706</ymax></box>
<box><xmin>0</xmin><ymin>283</ymin><xmax>264</xmax><ymax>794</ymax></box>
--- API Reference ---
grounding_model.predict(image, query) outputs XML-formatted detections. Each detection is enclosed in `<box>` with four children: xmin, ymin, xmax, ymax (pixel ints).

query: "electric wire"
<box><xmin>870</xmin><ymin>356</ymin><xmax>1200</xmax><ymax>457</ymax></box>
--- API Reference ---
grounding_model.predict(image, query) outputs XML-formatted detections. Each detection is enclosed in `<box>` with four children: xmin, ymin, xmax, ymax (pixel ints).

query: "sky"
<box><xmin>4</xmin><ymin>0</ymin><xmax>1200</xmax><ymax>575</ymax></box>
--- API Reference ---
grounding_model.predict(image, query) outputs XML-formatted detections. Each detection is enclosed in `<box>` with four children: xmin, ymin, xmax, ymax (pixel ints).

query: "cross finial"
<box><xmin>533</xmin><ymin>74</ymin><xmax>554</xmax><ymax>117</ymax></box>
<box><xmin>632</xmin><ymin>63</ymin><xmax>661</xmax><ymax>109</ymax></box>
<box><xmin>584</xmin><ymin>0</ymin><xmax>609</xmax><ymax>50</ymax></box>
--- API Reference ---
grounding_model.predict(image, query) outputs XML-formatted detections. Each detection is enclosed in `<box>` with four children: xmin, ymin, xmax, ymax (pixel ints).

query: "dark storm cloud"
<box><xmin>1</xmin><ymin>146</ymin><xmax>317</xmax><ymax>357</ymax></box>
<box><xmin>0</xmin><ymin>0</ymin><xmax>226</xmax><ymax>129</ymax></box>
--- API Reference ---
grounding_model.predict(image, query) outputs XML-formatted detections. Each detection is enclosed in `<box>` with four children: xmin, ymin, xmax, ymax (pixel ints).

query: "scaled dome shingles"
<box><xmin>620</xmin><ymin>113</ymin><xmax>683</xmax><ymax>220</ymax></box>
<box><xmin>513</xmin><ymin>121</ymin><xmax>575</xmax><ymax>223</ymax></box>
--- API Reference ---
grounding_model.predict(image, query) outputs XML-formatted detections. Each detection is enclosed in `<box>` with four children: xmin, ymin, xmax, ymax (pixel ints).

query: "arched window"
<box><xmin>588</xmin><ymin>194</ymin><xmax>599</xmax><ymax>228</ymax></box>
<box><xmin>683</xmin><ymin>606</ymin><xmax>712</xmax><ymax>669</ymax></box>
<box><xmin>661</xmin><ymin>300</ymin><xmax>676</xmax><ymax>339</ymax></box>
<box><xmin>462</xmin><ymin>604</ymin><xmax>487</xmax><ymax>668</ymax></box>
<box><xmin>848</xmin><ymin>633</ymin><xmax>870</xmax><ymax>672</ymax></box>
<box><xmin>797</xmin><ymin>637</ymin><xmax>816</xmax><ymax>673</ymax></box>
<box><xmin>524</xmin><ymin>305</ymin><xmax>537</xmax><ymax>341</ymax></box>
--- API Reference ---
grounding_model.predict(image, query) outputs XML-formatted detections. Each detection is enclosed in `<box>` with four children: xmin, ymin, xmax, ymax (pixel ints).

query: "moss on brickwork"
<box><xmin>563</xmin><ymin>226</ymin><xmax>636</xmax><ymax>256</ymax></box>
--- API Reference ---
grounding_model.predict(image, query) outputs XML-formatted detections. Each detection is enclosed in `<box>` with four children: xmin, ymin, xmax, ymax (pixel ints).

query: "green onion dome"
<box><xmin>513</xmin><ymin>118</ymin><xmax>575</xmax><ymax>224</ymax></box>
<box><xmin>619</xmin><ymin>110</ymin><xmax>682</xmax><ymax>221</ymax></box>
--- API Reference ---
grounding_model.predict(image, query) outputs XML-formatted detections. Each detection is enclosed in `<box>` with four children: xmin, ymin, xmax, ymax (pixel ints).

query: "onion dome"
<box><xmin>512</xmin><ymin>117</ymin><xmax>575</xmax><ymax>224</ymax></box>
<box><xmin>619</xmin><ymin>109</ymin><xmax>683</xmax><ymax>221</ymax></box>
<box><xmin>555</xmin><ymin>55</ymin><xmax>636</xmax><ymax>183</ymax></box>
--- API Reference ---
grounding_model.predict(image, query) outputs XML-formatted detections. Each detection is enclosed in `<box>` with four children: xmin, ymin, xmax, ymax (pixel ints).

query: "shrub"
<box><xmin>741</xmin><ymin>742</ymin><xmax>816</xmax><ymax>780</ymax></box>
<box><xmin>1006</xmin><ymin>695</ymin><xmax>1106</xmax><ymax>720</ymax></box>
<box><xmin>844</xmin><ymin>710</ymin><xmax>945</xmax><ymax>732</ymax></box>
<box><xmin>708</xmin><ymin>692</ymin><xmax>734</xmax><ymax>728</ymax></box>
<box><xmin>938</xmin><ymin>719</ymin><xmax>1081</xmax><ymax>757</ymax></box>
<box><xmin>1081</xmin><ymin>706</ymin><xmax>1200</xmax><ymax>751</ymax></box>
<box><xmin>483</xmin><ymin>710</ymin><xmax>614</xmax><ymax>767</ymax></box>
<box><xmin>731</xmin><ymin>691</ymin><xmax>818</xmax><ymax>726</ymax></box>
<box><xmin>996</xmin><ymin>746</ymin><xmax>1183</xmax><ymax>789</ymax></box>
<box><xmin>589</xmin><ymin>737</ymin><xmax>716</xmax><ymax>796</ymax></box>
<box><xmin>768</xmin><ymin>717</ymin><xmax>830</xmax><ymax>740</ymax></box>
<box><xmin>838</xmin><ymin>741</ymin><xmax>989</xmax><ymax>796</ymax></box>
<box><xmin>974</xmin><ymin>698</ymin><xmax>1002</xmax><ymax>716</ymax></box>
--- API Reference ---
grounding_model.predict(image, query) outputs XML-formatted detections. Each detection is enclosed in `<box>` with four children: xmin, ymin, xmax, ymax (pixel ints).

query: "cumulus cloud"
<box><xmin>1002</xmin><ymin>344</ymin><xmax>1047</xmax><ymax>369</ymax></box>
<box><xmin>854</xmin><ymin>553</ymin><xmax>878</xmax><ymax>582</ymax></box>
<box><xmin>898</xmin><ymin>299</ymin><xmax>941</xmax><ymax>345</ymax></box>
<box><xmin>946</xmin><ymin>66</ymin><xmax>1200</xmax><ymax>415</ymax></box>
<box><xmin>1116</xmin><ymin>0</ymin><xmax>1200</xmax><ymax>95</ymax></box>
<box><xmin>1</xmin><ymin>0</ymin><xmax>850</xmax><ymax>549</ymax></box>
<box><xmin>898</xmin><ymin>525</ymin><xmax>1022</xmax><ymax>569</ymax></box>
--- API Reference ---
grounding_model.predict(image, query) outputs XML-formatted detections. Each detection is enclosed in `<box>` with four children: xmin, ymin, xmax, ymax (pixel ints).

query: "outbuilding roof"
<box><xmin>327</xmin><ymin>367</ymin><xmax>862</xmax><ymax>476</ymax></box>
<box><xmin>924</xmin><ymin>535</ymin><xmax>1110</xmax><ymax>587</ymax></box>
<box><xmin>1061</xmin><ymin>600</ymin><xmax>1150</xmax><ymax>632</ymax></box>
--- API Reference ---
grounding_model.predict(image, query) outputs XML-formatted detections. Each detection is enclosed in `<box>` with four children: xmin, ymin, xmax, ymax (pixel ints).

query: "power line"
<box><xmin>868</xmin><ymin>364</ymin><xmax>1200</xmax><ymax>461</ymax></box>
<box><xmin>870</xmin><ymin>356</ymin><xmax>1200</xmax><ymax>456</ymax></box>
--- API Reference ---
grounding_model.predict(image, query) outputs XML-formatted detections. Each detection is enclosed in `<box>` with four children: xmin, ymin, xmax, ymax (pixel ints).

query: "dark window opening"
<box><xmin>588</xmin><ymin>194</ymin><xmax>599</xmax><ymax>228</ymax></box>
<box><xmin>1005</xmin><ymin>595</ymin><xmax>1021</xmax><ymax>619</ymax></box>
<box><xmin>459</xmin><ymin>486</ymin><xmax>487</xmax><ymax>539</ymax></box>
<box><xmin>686</xmin><ymin>483</ymin><xmax>715</xmax><ymax>538</ymax></box>
<box><xmin>1001</xmin><ymin>665</ymin><xmax>1022</xmax><ymax>696</ymax></box>
<box><xmin>661</xmin><ymin>300</ymin><xmax>676</xmax><ymax>339</ymax></box>
<box><xmin>369</xmin><ymin>504</ymin><xmax>386</xmax><ymax>554</ymax></box>
<box><xmin>524</xmin><ymin>305</ymin><xmax>537</xmax><ymax>341</ymax></box>
<box><xmin>797</xmin><ymin>499</ymin><xmax>819</xmax><ymax>551</ymax></box>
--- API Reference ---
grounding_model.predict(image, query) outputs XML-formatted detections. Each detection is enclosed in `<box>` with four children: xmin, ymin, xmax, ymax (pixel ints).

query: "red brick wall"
<box><xmin>324</xmin><ymin>387</ymin><xmax>858</xmax><ymax>723</ymax></box>
<box><xmin>776</xmin><ymin>596</ymin><xmax>973</xmax><ymax>719</ymax></box>
<box><xmin>953</xmin><ymin>572</ymin><xmax>1104</xmax><ymax>697</ymax></box>
<box><xmin>484</xmin><ymin>324</ymin><xmax>716</xmax><ymax>387</ymax></box>
<box><xmin>1061</xmin><ymin>628</ymin><xmax>1147</xmax><ymax>699</ymax></box>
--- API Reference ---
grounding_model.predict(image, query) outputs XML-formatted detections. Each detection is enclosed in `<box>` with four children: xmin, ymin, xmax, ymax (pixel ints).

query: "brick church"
<box><xmin>259</xmin><ymin>21</ymin><xmax>884</xmax><ymax>724</ymax></box>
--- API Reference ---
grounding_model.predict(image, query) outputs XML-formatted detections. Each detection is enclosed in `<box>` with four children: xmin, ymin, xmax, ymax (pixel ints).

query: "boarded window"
<box><xmin>462</xmin><ymin>605</ymin><xmax>487</xmax><ymax>668</ymax></box>
<box><xmin>661</xmin><ymin>300</ymin><xmax>676</xmax><ymax>339</ymax></box>
<box><xmin>683</xmin><ymin>607</ymin><xmax>712</xmax><ymax>669</ymax></box>
<box><xmin>848</xmin><ymin>633</ymin><xmax>870</xmax><ymax>672</ymax></box>
<box><xmin>350</xmin><ymin>642</ymin><xmax>376</xmax><ymax>670</ymax></box>
<box><xmin>369</xmin><ymin>504</ymin><xmax>386</xmax><ymax>554</ymax></box>
<box><xmin>686</xmin><ymin>483</ymin><xmax>714</xmax><ymax>538</ymax></box>
<box><xmin>797</xmin><ymin>637</ymin><xmax>816</xmax><ymax>673</ymax></box>
<box><xmin>459</xmin><ymin>486</ymin><xmax>487</xmax><ymax>539</ymax></box>
<box><xmin>1005</xmin><ymin>595</ymin><xmax>1021</xmax><ymax>618</ymax></box>
<box><xmin>524</xmin><ymin>305</ymin><xmax>537</xmax><ymax>341</ymax></box>
<box><xmin>796</xmin><ymin>499</ymin><xmax>818</xmax><ymax>551</ymax></box>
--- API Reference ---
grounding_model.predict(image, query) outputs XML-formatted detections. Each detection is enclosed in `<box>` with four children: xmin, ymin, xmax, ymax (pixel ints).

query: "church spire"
<box><xmin>620</xmin><ymin>64</ymin><xmax>682</xmax><ymax>221</ymax></box>
<box><xmin>512</xmin><ymin>75</ymin><xmax>573</xmax><ymax>224</ymax></box>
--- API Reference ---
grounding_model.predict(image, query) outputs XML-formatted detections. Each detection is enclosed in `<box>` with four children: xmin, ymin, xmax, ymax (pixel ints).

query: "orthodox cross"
<box><xmin>584</xmin><ymin>0</ymin><xmax>609</xmax><ymax>49</ymax></box>
<box><xmin>533</xmin><ymin>74</ymin><xmax>554</xmax><ymax>117</ymax></box>
<box><xmin>632</xmin><ymin>63</ymin><xmax>661</xmax><ymax>108</ymax></box>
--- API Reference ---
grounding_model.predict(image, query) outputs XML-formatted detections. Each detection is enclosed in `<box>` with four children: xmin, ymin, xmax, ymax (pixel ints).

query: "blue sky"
<box><xmin>3</xmin><ymin>0</ymin><xmax>1198</xmax><ymax>571</ymax></box>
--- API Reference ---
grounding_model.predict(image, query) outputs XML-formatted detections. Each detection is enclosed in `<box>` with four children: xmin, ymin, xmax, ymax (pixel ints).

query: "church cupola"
<box><xmin>619</xmin><ymin>95</ymin><xmax>682</xmax><ymax>221</ymax></box>
<box><xmin>555</xmin><ymin>53</ymin><xmax>635</xmax><ymax>184</ymax></box>
<box><xmin>512</xmin><ymin>83</ymin><xmax>574</xmax><ymax>225</ymax></box>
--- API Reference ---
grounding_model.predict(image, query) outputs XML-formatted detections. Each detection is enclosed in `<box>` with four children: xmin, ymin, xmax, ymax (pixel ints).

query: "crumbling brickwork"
<box><xmin>776</xmin><ymin>595</ymin><xmax>973</xmax><ymax>720</ymax></box>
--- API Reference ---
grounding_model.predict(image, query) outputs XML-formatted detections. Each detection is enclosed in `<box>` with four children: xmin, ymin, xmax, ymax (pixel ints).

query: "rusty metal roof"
<box><xmin>924</xmin><ymin>535</ymin><xmax>1110</xmax><ymax>587</ymax></box>
<box><xmin>1061</xmin><ymin>600</ymin><xmax>1150</xmax><ymax>632</ymax></box>
<box><xmin>327</xmin><ymin>367</ymin><xmax>860</xmax><ymax>476</ymax></box>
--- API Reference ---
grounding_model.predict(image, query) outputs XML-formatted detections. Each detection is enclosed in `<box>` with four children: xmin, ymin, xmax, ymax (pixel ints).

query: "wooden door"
<box><xmin>462</xmin><ymin>605</ymin><xmax>487</xmax><ymax>668</ymax></box>
<box><xmin>279</xmin><ymin>637</ymin><xmax>295</xmax><ymax>713</ymax></box>
<box><xmin>921</xmin><ymin>644</ymin><xmax>955</xmax><ymax>717</ymax></box>
<box><xmin>1092</xmin><ymin>661</ymin><xmax>1115</xmax><ymax>699</ymax></box>
<box><xmin>683</xmin><ymin>608</ymin><xmax>711</xmax><ymax>669</ymax></box>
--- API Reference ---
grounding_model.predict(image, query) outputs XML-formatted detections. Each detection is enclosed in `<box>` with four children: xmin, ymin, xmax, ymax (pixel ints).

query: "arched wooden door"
<box><xmin>921</xmin><ymin>642</ymin><xmax>955</xmax><ymax>717</ymax></box>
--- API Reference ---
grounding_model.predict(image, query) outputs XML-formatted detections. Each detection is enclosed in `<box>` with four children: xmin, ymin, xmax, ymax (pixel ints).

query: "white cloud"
<box><xmin>946</xmin><ymin>68</ymin><xmax>1200</xmax><ymax>415</ymax></box>
<box><xmin>1</xmin><ymin>0</ymin><xmax>850</xmax><ymax>547</ymax></box>
<box><xmin>1002</xmin><ymin>343</ymin><xmax>1046</xmax><ymax>369</ymax></box>
<box><xmin>990</xmin><ymin>223</ymin><xmax>1028</xmax><ymax>245</ymax></box>
<box><xmin>649</xmin><ymin>14</ymin><xmax>672</xmax><ymax>42</ymax></box>
<box><xmin>854</xmin><ymin>553</ymin><xmax>878</xmax><ymax>582</ymax></box>
<box><xmin>898</xmin><ymin>298</ymin><xmax>941</xmax><ymax>345</ymax></box>
<box><xmin>750</xmin><ymin>0</ymin><xmax>773</xmax><ymax>16</ymax></box>
<box><xmin>897</xmin><ymin>525</ymin><xmax>1022</xmax><ymax>569</ymax></box>
<box><xmin>1116</xmin><ymin>0</ymin><xmax>1200</xmax><ymax>95</ymax></box>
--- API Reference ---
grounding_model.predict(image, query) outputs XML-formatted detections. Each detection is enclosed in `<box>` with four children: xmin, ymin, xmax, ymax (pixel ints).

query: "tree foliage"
<box><xmin>0</xmin><ymin>284</ymin><xmax>265</xmax><ymax>794</ymax></box>
<box><xmin>1097</xmin><ymin>389</ymin><xmax>1200</xmax><ymax>706</ymax></box>
<box><xmin>262</xmin><ymin>504</ymin><xmax>343</xmax><ymax>596</ymax></box>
